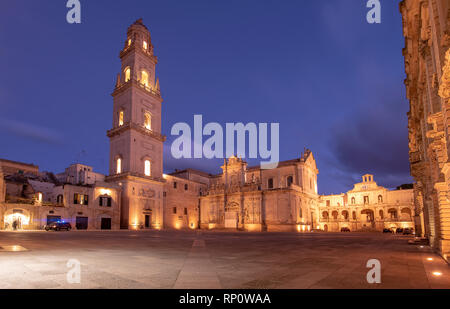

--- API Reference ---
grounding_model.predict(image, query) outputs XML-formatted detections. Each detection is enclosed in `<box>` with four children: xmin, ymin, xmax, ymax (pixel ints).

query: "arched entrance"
<box><xmin>4</xmin><ymin>209</ymin><xmax>31</xmax><ymax>230</ymax></box>
<box><xmin>361</xmin><ymin>209</ymin><xmax>375</xmax><ymax>228</ymax></box>
<box><xmin>225</xmin><ymin>202</ymin><xmax>240</xmax><ymax>229</ymax></box>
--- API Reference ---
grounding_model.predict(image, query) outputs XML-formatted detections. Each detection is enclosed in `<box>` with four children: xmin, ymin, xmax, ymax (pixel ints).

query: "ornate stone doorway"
<box><xmin>225</xmin><ymin>202</ymin><xmax>239</xmax><ymax>229</ymax></box>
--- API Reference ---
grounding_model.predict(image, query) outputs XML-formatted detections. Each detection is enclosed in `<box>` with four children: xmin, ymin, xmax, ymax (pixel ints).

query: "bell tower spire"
<box><xmin>106</xmin><ymin>19</ymin><xmax>166</xmax><ymax>230</ymax></box>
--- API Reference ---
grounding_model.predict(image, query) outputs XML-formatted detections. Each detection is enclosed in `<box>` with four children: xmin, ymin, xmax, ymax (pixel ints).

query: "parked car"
<box><xmin>403</xmin><ymin>228</ymin><xmax>414</xmax><ymax>235</ymax></box>
<box><xmin>340</xmin><ymin>227</ymin><xmax>351</xmax><ymax>232</ymax></box>
<box><xmin>396</xmin><ymin>228</ymin><xmax>404</xmax><ymax>234</ymax></box>
<box><xmin>45</xmin><ymin>221</ymin><xmax>72</xmax><ymax>231</ymax></box>
<box><xmin>383</xmin><ymin>228</ymin><xmax>394</xmax><ymax>233</ymax></box>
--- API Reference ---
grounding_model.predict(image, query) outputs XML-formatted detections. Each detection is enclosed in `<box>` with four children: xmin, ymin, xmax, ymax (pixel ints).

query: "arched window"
<box><xmin>144</xmin><ymin>113</ymin><xmax>151</xmax><ymax>130</ymax></box>
<box><xmin>378</xmin><ymin>195</ymin><xmax>383</xmax><ymax>203</ymax></box>
<box><xmin>57</xmin><ymin>194</ymin><xmax>63</xmax><ymax>204</ymax></box>
<box><xmin>379</xmin><ymin>210</ymin><xmax>384</xmax><ymax>219</ymax></box>
<box><xmin>116</xmin><ymin>158</ymin><xmax>122</xmax><ymax>174</ymax></box>
<box><xmin>351</xmin><ymin>197</ymin><xmax>355</xmax><ymax>204</ymax></box>
<box><xmin>127</xmin><ymin>39</ymin><xmax>131</xmax><ymax>46</ymax></box>
<box><xmin>342</xmin><ymin>210</ymin><xmax>349</xmax><ymax>220</ymax></box>
<box><xmin>143</xmin><ymin>41</ymin><xmax>148</xmax><ymax>50</ymax></box>
<box><xmin>124</xmin><ymin>67</ymin><xmax>131</xmax><ymax>83</ymax></box>
<box><xmin>144</xmin><ymin>160</ymin><xmax>151</xmax><ymax>177</ymax></box>
<box><xmin>141</xmin><ymin>70</ymin><xmax>149</xmax><ymax>87</ymax></box>
<box><xmin>287</xmin><ymin>176</ymin><xmax>293</xmax><ymax>187</ymax></box>
<box><xmin>119</xmin><ymin>110</ymin><xmax>124</xmax><ymax>126</ymax></box>
<box><xmin>332</xmin><ymin>211</ymin><xmax>338</xmax><ymax>220</ymax></box>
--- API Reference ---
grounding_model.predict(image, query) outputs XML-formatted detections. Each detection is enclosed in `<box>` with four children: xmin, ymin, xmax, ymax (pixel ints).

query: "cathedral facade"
<box><xmin>400</xmin><ymin>0</ymin><xmax>450</xmax><ymax>258</ymax></box>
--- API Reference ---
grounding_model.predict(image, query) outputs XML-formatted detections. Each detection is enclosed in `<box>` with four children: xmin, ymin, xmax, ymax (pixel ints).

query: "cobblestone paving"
<box><xmin>0</xmin><ymin>230</ymin><xmax>448</xmax><ymax>289</ymax></box>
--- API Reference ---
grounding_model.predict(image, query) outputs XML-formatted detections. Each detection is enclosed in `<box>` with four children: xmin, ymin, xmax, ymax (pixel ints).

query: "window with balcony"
<box><xmin>141</xmin><ymin>70</ymin><xmax>149</xmax><ymax>87</ymax></box>
<box><xmin>74</xmin><ymin>194</ymin><xmax>89</xmax><ymax>205</ymax></box>
<box><xmin>99</xmin><ymin>196</ymin><xmax>112</xmax><ymax>207</ymax></box>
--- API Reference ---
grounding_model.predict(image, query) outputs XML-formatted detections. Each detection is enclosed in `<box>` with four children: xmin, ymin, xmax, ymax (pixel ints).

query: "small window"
<box><xmin>119</xmin><ymin>111</ymin><xmax>124</xmax><ymax>126</ymax></box>
<box><xmin>287</xmin><ymin>176</ymin><xmax>293</xmax><ymax>187</ymax></box>
<box><xmin>143</xmin><ymin>41</ymin><xmax>148</xmax><ymax>50</ymax></box>
<box><xmin>351</xmin><ymin>197</ymin><xmax>355</xmax><ymax>204</ymax></box>
<box><xmin>116</xmin><ymin>158</ymin><xmax>122</xmax><ymax>174</ymax></box>
<box><xmin>163</xmin><ymin>192</ymin><xmax>167</xmax><ymax>197</ymax></box>
<box><xmin>268</xmin><ymin>178</ymin><xmax>274</xmax><ymax>189</ymax></box>
<box><xmin>144</xmin><ymin>160</ymin><xmax>151</xmax><ymax>177</ymax></box>
<box><xmin>174</xmin><ymin>182</ymin><xmax>177</xmax><ymax>189</ymax></box>
<box><xmin>144</xmin><ymin>113</ymin><xmax>151</xmax><ymax>130</ymax></box>
<box><xmin>124</xmin><ymin>67</ymin><xmax>131</xmax><ymax>83</ymax></box>
<box><xmin>173</xmin><ymin>207</ymin><xmax>177</xmax><ymax>214</ymax></box>
<box><xmin>184</xmin><ymin>208</ymin><xmax>188</xmax><ymax>215</ymax></box>
<box><xmin>184</xmin><ymin>184</ymin><xmax>188</xmax><ymax>191</ymax></box>
<box><xmin>326</xmin><ymin>200</ymin><xmax>330</xmax><ymax>207</ymax></box>
<box><xmin>57</xmin><ymin>194</ymin><xmax>63</xmax><ymax>204</ymax></box>
<box><xmin>364</xmin><ymin>196</ymin><xmax>369</xmax><ymax>204</ymax></box>
<box><xmin>378</xmin><ymin>195</ymin><xmax>383</xmax><ymax>203</ymax></box>
<box><xmin>128</xmin><ymin>39</ymin><xmax>131</xmax><ymax>46</ymax></box>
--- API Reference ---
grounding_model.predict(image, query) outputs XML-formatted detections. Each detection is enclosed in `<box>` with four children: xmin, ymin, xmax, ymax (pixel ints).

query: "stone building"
<box><xmin>105</xmin><ymin>19</ymin><xmax>165</xmax><ymax>230</ymax></box>
<box><xmin>162</xmin><ymin>170</ymin><xmax>209</xmax><ymax>230</ymax></box>
<box><xmin>0</xmin><ymin>162</ymin><xmax>120</xmax><ymax>231</ymax></box>
<box><xmin>199</xmin><ymin>152</ymin><xmax>319</xmax><ymax>232</ymax></box>
<box><xmin>400</xmin><ymin>0</ymin><xmax>450</xmax><ymax>258</ymax></box>
<box><xmin>319</xmin><ymin>175</ymin><xmax>415</xmax><ymax>232</ymax></box>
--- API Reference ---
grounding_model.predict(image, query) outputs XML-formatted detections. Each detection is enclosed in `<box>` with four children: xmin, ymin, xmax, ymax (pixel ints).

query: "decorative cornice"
<box><xmin>112</xmin><ymin>78</ymin><xmax>162</xmax><ymax>100</ymax></box>
<box><xmin>107</xmin><ymin>122</ymin><xmax>166</xmax><ymax>142</ymax></box>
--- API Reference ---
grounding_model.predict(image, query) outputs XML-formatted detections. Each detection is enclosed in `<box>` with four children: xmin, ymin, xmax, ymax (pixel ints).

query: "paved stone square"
<box><xmin>0</xmin><ymin>230</ymin><xmax>449</xmax><ymax>289</ymax></box>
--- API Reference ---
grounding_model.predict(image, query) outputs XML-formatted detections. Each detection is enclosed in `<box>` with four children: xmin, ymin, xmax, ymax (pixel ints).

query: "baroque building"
<box><xmin>319</xmin><ymin>175</ymin><xmax>415</xmax><ymax>232</ymax></box>
<box><xmin>400</xmin><ymin>0</ymin><xmax>450</xmax><ymax>258</ymax></box>
<box><xmin>0</xmin><ymin>19</ymin><xmax>418</xmax><ymax>234</ymax></box>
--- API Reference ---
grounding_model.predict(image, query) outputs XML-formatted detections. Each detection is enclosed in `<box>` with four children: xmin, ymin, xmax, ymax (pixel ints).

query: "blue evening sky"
<box><xmin>0</xmin><ymin>0</ymin><xmax>412</xmax><ymax>194</ymax></box>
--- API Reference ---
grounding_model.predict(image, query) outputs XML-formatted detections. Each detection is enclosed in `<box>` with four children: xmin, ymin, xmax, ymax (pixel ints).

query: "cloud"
<box><xmin>326</xmin><ymin>96</ymin><xmax>413</xmax><ymax>189</ymax></box>
<box><xmin>0</xmin><ymin>119</ymin><xmax>63</xmax><ymax>145</ymax></box>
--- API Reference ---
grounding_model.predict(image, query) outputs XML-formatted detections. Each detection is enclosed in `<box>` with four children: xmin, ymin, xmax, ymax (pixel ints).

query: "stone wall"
<box><xmin>400</xmin><ymin>0</ymin><xmax>450</xmax><ymax>257</ymax></box>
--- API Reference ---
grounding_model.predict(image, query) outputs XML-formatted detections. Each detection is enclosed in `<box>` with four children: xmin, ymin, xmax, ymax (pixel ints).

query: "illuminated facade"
<box><xmin>106</xmin><ymin>19</ymin><xmax>165</xmax><ymax>230</ymax></box>
<box><xmin>400</xmin><ymin>0</ymin><xmax>450</xmax><ymax>258</ymax></box>
<box><xmin>319</xmin><ymin>175</ymin><xmax>415</xmax><ymax>232</ymax></box>
<box><xmin>0</xmin><ymin>162</ymin><xmax>120</xmax><ymax>231</ymax></box>
<box><xmin>198</xmin><ymin>152</ymin><xmax>319</xmax><ymax>232</ymax></box>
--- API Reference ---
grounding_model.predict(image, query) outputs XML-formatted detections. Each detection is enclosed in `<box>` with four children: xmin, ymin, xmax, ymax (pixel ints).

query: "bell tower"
<box><xmin>107</xmin><ymin>19</ymin><xmax>166</xmax><ymax>229</ymax></box>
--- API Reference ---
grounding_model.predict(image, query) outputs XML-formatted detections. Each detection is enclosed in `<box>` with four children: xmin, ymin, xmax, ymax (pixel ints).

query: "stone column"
<box><xmin>435</xmin><ymin>181</ymin><xmax>450</xmax><ymax>254</ymax></box>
